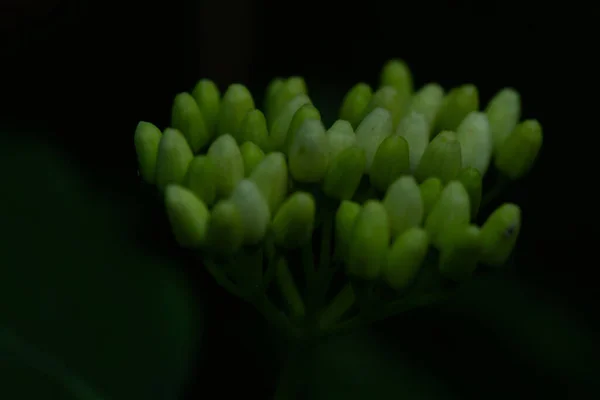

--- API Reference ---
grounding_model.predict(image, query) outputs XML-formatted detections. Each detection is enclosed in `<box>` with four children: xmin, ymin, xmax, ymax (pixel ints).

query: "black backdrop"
<box><xmin>0</xmin><ymin>1</ymin><xmax>595</xmax><ymax>399</ymax></box>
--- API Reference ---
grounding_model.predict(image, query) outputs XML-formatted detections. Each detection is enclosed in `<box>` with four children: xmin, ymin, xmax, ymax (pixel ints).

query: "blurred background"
<box><xmin>0</xmin><ymin>1</ymin><xmax>594</xmax><ymax>400</ymax></box>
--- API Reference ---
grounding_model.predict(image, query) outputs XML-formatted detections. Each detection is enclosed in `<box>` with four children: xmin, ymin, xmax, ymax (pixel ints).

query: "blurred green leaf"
<box><xmin>0</xmin><ymin>133</ymin><xmax>202</xmax><ymax>399</ymax></box>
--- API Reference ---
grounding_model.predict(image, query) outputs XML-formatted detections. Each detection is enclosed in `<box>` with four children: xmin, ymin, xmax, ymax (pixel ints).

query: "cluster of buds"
<box><xmin>134</xmin><ymin>60</ymin><xmax>542</xmax><ymax>339</ymax></box>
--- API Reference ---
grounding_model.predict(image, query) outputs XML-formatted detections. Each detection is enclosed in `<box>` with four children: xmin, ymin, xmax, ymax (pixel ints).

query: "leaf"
<box><xmin>0</xmin><ymin>133</ymin><xmax>202</xmax><ymax>399</ymax></box>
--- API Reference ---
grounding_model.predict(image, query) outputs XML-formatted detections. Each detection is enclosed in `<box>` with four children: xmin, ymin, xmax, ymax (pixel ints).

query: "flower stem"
<box><xmin>318</xmin><ymin>283</ymin><xmax>355</xmax><ymax>330</ymax></box>
<box><xmin>276</xmin><ymin>258</ymin><xmax>306</xmax><ymax>319</ymax></box>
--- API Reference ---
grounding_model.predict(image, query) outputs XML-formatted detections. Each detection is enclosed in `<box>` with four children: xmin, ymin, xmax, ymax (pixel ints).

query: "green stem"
<box><xmin>321</xmin><ymin>291</ymin><xmax>451</xmax><ymax>338</ymax></box>
<box><xmin>251</xmin><ymin>294</ymin><xmax>298</xmax><ymax>340</ymax></box>
<box><xmin>318</xmin><ymin>283</ymin><xmax>355</xmax><ymax>330</ymax></box>
<box><xmin>204</xmin><ymin>259</ymin><xmax>242</xmax><ymax>297</ymax></box>
<box><xmin>276</xmin><ymin>258</ymin><xmax>306</xmax><ymax>319</ymax></box>
<box><xmin>273</xmin><ymin>340</ymin><xmax>313</xmax><ymax>400</ymax></box>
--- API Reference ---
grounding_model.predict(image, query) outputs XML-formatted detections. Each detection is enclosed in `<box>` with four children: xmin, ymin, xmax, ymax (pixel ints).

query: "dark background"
<box><xmin>1</xmin><ymin>1</ymin><xmax>595</xmax><ymax>399</ymax></box>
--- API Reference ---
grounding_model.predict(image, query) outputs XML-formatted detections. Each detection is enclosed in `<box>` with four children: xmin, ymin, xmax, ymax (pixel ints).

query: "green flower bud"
<box><xmin>284</xmin><ymin>103</ymin><xmax>321</xmax><ymax>155</ymax></box>
<box><xmin>239</xmin><ymin>109</ymin><xmax>269</xmax><ymax>150</ymax></box>
<box><xmin>335</xmin><ymin>201</ymin><xmax>362</xmax><ymax>260</ymax></box>
<box><xmin>134</xmin><ymin>121</ymin><xmax>162</xmax><ymax>184</ymax></box>
<box><xmin>240</xmin><ymin>141</ymin><xmax>265</xmax><ymax>177</ymax></box>
<box><xmin>171</xmin><ymin>92</ymin><xmax>210</xmax><ymax>152</ymax></box>
<box><xmin>457</xmin><ymin>167</ymin><xmax>482</xmax><ymax>219</ymax></box>
<box><xmin>268</xmin><ymin>94</ymin><xmax>312</xmax><ymax>152</ymax></box>
<box><xmin>155</xmin><ymin>128</ymin><xmax>194</xmax><ymax>192</ymax></box>
<box><xmin>355</xmin><ymin>107</ymin><xmax>393</xmax><ymax>171</ymax></box>
<box><xmin>323</xmin><ymin>146</ymin><xmax>366</xmax><ymax>200</ymax></box>
<box><xmin>363</xmin><ymin>86</ymin><xmax>406</xmax><ymax>128</ymax></box>
<box><xmin>494</xmin><ymin>120</ymin><xmax>543</xmax><ymax>180</ymax></box>
<box><xmin>419</xmin><ymin>177</ymin><xmax>443</xmax><ymax>218</ymax></box>
<box><xmin>339</xmin><ymin>83</ymin><xmax>373</xmax><ymax>129</ymax></box>
<box><xmin>207</xmin><ymin>134</ymin><xmax>244</xmax><ymax>199</ymax></box>
<box><xmin>165</xmin><ymin>184</ymin><xmax>209</xmax><ymax>249</ymax></box>
<box><xmin>207</xmin><ymin>200</ymin><xmax>244</xmax><ymax>255</ymax></box>
<box><xmin>434</xmin><ymin>84</ymin><xmax>479</xmax><ymax>133</ymax></box>
<box><xmin>439</xmin><ymin>224</ymin><xmax>481</xmax><ymax>282</ymax></box>
<box><xmin>383</xmin><ymin>227</ymin><xmax>429</xmax><ymax>291</ymax></box>
<box><xmin>415</xmin><ymin>130</ymin><xmax>462</xmax><ymax>184</ymax></box>
<box><xmin>408</xmin><ymin>83</ymin><xmax>445</xmax><ymax>129</ymax></box>
<box><xmin>369</xmin><ymin>136</ymin><xmax>410</xmax><ymax>192</ymax></box>
<box><xmin>249</xmin><ymin>152</ymin><xmax>288</xmax><ymax>213</ymax></box>
<box><xmin>272</xmin><ymin>192</ymin><xmax>316</xmax><ymax>249</ymax></box>
<box><xmin>270</xmin><ymin>77</ymin><xmax>308</xmax><ymax>124</ymax></box>
<box><xmin>346</xmin><ymin>200</ymin><xmax>390</xmax><ymax>280</ymax></box>
<box><xmin>424</xmin><ymin>181</ymin><xmax>471</xmax><ymax>249</ymax></box>
<box><xmin>326</xmin><ymin>120</ymin><xmax>356</xmax><ymax>159</ymax></box>
<box><xmin>480</xmin><ymin>203</ymin><xmax>521</xmax><ymax>267</ymax></box>
<box><xmin>217</xmin><ymin>84</ymin><xmax>255</xmax><ymax>141</ymax></box>
<box><xmin>382</xmin><ymin>176</ymin><xmax>423</xmax><ymax>238</ymax></box>
<box><xmin>379</xmin><ymin>59</ymin><xmax>413</xmax><ymax>100</ymax></box>
<box><xmin>229</xmin><ymin>179</ymin><xmax>271</xmax><ymax>245</ymax></box>
<box><xmin>289</xmin><ymin>119</ymin><xmax>330</xmax><ymax>183</ymax></box>
<box><xmin>264</xmin><ymin>77</ymin><xmax>284</xmax><ymax>124</ymax></box>
<box><xmin>395</xmin><ymin>111</ymin><xmax>429</xmax><ymax>172</ymax></box>
<box><xmin>456</xmin><ymin>112</ymin><xmax>492</xmax><ymax>175</ymax></box>
<box><xmin>184</xmin><ymin>155</ymin><xmax>216</xmax><ymax>206</ymax></box>
<box><xmin>485</xmin><ymin>88</ymin><xmax>521</xmax><ymax>153</ymax></box>
<box><xmin>191</xmin><ymin>79</ymin><xmax>220</xmax><ymax>138</ymax></box>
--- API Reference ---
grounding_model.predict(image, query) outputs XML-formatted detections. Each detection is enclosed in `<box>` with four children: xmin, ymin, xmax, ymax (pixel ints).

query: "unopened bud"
<box><xmin>457</xmin><ymin>167</ymin><xmax>482</xmax><ymax>219</ymax></box>
<box><xmin>217</xmin><ymin>84</ymin><xmax>255</xmax><ymax>141</ymax></box>
<box><xmin>419</xmin><ymin>177</ymin><xmax>443</xmax><ymax>218</ymax></box>
<box><xmin>207</xmin><ymin>200</ymin><xmax>244</xmax><ymax>255</ymax></box>
<box><xmin>355</xmin><ymin>108</ymin><xmax>393</xmax><ymax>171</ymax></box>
<box><xmin>383</xmin><ymin>227</ymin><xmax>429</xmax><ymax>291</ymax></box>
<box><xmin>395</xmin><ymin>111</ymin><xmax>429</xmax><ymax>172</ymax></box>
<box><xmin>369</xmin><ymin>136</ymin><xmax>410</xmax><ymax>192</ymax></box>
<box><xmin>289</xmin><ymin>119</ymin><xmax>330</xmax><ymax>183</ymax></box>
<box><xmin>155</xmin><ymin>128</ymin><xmax>194</xmax><ymax>192</ymax></box>
<box><xmin>184</xmin><ymin>155</ymin><xmax>216</xmax><ymax>206</ymax></box>
<box><xmin>346</xmin><ymin>200</ymin><xmax>390</xmax><ymax>280</ymax></box>
<box><xmin>456</xmin><ymin>112</ymin><xmax>492</xmax><ymax>175</ymax></box>
<box><xmin>269</xmin><ymin>77</ymin><xmax>308</xmax><ymax>125</ymax></box>
<box><xmin>264</xmin><ymin>77</ymin><xmax>285</xmax><ymax>124</ymax></box>
<box><xmin>239</xmin><ymin>109</ymin><xmax>269</xmax><ymax>150</ymax></box>
<box><xmin>272</xmin><ymin>192</ymin><xmax>316</xmax><ymax>249</ymax></box>
<box><xmin>494</xmin><ymin>120</ymin><xmax>543</xmax><ymax>180</ymax></box>
<box><xmin>240</xmin><ymin>141</ymin><xmax>265</xmax><ymax>177</ymax></box>
<box><xmin>134</xmin><ymin>121</ymin><xmax>162</xmax><ymax>184</ymax></box>
<box><xmin>326</xmin><ymin>120</ymin><xmax>356</xmax><ymax>159</ymax></box>
<box><xmin>323</xmin><ymin>146</ymin><xmax>366</xmax><ymax>200</ymax></box>
<box><xmin>379</xmin><ymin>59</ymin><xmax>413</xmax><ymax>100</ymax></box>
<box><xmin>434</xmin><ymin>84</ymin><xmax>479</xmax><ymax>133</ymax></box>
<box><xmin>485</xmin><ymin>88</ymin><xmax>521</xmax><ymax>153</ymax></box>
<box><xmin>424</xmin><ymin>180</ymin><xmax>471</xmax><ymax>249</ymax></box>
<box><xmin>480</xmin><ymin>203</ymin><xmax>521</xmax><ymax>267</ymax></box>
<box><xmin>383</xmin><ymin>176</ymin><xmax>423</xmax><ymax>238</ymax></box>
<box><xmin>249</xmin><ymin>152</ymin><xmax>288</xmax><ymax>213</ymax></box>
<box><xmin>335</xmin><ymin>200</ymin><xmax>362</xmax><ymax>260</ymax></box>
<box><xmin>415</xmin><ymin>130</ymin><xmax>462</xmax><ymax>184</ymax></box>
<box><xmin>191</xmin><ymin>79</ymin><xmax>220</xmax><ymax>139</ymax></box>
<box><xmin>207</xmin><ymin>134</ymin><xmax>244</xmax><ymax>199</ymax></box>
<box><xmin>165</xmin><ymin>184</ymin><xmax>209</xmax><ymax>249</ymax></box>
<box><xmin>171</xmin><ymin>92</ymin><xmax>210</xmax><ymax>152</ymax></box>
<box><xmin>284</xmin><ymin>104</ymin><xmax>321</xmax><ymax>155</ymax></box>
<box><xmin>229</xmin><ymin>179</ymin><xmax>271</xmax><ymax>245</ymax></box>
<box><xmin>363</xmin><ymin>86</ymin><xmax>406</xmax><ymax>128</ymax></box>
<box><xmin>339</xmin><ymin>83</ymin><xmax>373</xmax><ymax>129</ymax></box>
<box><xmin>268</xmin><ymin>94</ymin><xmax>311</xmax><ymax>152</ymax></box>
<box><xmin>408</xmin><ymin>83</ymin><xmax>445</xmax><ymax>129</ymax></box>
